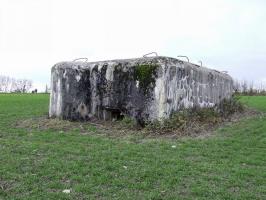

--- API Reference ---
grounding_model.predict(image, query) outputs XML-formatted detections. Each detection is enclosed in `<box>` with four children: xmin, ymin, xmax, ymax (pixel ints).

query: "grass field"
<box><xmin>0</xmin><ymin>94</ymin><xmax>265</xmax><ymax>199</ymax></box>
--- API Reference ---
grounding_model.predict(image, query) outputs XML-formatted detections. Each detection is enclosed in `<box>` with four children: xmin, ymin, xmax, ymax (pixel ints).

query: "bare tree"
<box><xmin>234</xmin><ymin>79</ymin><xmax>266</xmax><ymax>96</ymax></box>
<box><xmin>0</xmin><ymin>75</ymin><xmax>32</xmax><ymax>93</ymax></box>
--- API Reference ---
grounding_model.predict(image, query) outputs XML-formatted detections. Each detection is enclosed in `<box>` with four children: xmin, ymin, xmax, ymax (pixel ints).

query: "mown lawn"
<box><xmin>0</xmin><ymin>94</ymin><xmax>265</xmax><ymax>199</ymax></box>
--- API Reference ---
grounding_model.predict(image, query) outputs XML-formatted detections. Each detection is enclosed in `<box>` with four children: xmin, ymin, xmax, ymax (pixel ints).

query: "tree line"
<box><xmin>0</xmin><ymin>75</ymin><xmax>33</xmax><ymax>93</ymax></box>
<box><xmin>234</xmin><ymin>80</ymin><xmax>266</xmax><ymax>96</ymax></box>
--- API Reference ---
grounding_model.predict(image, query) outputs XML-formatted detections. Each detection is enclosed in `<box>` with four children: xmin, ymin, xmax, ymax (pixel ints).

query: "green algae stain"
<box><xmin>135</xmin><ymin>64</ymin><xmax>158</xmax><ymax>94</ymax></box>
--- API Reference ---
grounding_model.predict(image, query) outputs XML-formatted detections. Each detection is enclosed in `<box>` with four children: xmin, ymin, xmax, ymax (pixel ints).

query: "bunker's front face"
<box><xmin>49</xmin><ymin>56</ymin><xmax>233</xmax><ymax>122</ymax></box>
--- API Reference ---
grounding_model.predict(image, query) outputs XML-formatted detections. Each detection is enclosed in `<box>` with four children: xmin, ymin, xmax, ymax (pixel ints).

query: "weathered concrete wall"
<box><xmin>49</xmin><ymin>56</ymin><xmax>233</xmax><ymax>122</ymax></box>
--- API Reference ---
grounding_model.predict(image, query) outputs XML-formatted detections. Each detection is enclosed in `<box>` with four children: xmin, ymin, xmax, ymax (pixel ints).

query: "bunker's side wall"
<box><xmin>49</xmin><ymin>57</ymin><xmax>233</xmax><ymax>121</ymax></box>
<box><xmin>147</xmin><ymin>58</ymin><xmax>233</xmax><ymax>120</ymax></box>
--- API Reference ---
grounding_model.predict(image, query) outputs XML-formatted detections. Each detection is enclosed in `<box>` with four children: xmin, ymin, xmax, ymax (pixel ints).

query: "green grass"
<box><xmin>0</xmin><ymin>94</ymin><xmax>265</xmax><ymax>199</ymax></box>
<box><xmin>240</xmin><ymin>96</ymin><xmax>266</xmax><ymax>112</ymax></box>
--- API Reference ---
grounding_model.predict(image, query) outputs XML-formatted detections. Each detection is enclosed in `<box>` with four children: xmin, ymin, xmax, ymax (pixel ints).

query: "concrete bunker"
<box><xmin>49</xmin><ymin>56</ymin><xmax>234</xmax><ymax>123</ymax></box>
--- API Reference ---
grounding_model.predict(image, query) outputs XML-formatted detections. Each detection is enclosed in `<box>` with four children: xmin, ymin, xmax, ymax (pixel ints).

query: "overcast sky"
<box><xmin>0</xmin><ymin>0</ymin><xmax>266</xmax><ymax>91</ymax></box>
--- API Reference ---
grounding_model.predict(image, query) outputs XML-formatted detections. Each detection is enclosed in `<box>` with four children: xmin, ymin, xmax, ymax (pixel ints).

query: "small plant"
<box><xmin>87</xmin><ymin>125</ymin><xmax>97</xmax><ymax>132</ymax></box>
<box><xmin>119</xmin><ymin>116</ymin><xmax>137</xmax><ymax>129</ymax></box>
<box><xmin>217</xmin><ymin>96</ymin><xmax>245</xmax><ymax>117</ymax></box>
<box><xmin>145</xmin><ymin>112</ymin><xmax>188</xmax><ymax>134</ymax></box>
<box><xmin>192</xmin><ymin>107</ymin><xmax>221</xmax><ymax>123</ymax></box>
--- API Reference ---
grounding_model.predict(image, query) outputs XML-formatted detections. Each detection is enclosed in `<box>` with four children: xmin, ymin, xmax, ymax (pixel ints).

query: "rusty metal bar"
<box><xmin>177</xmin><ymin>55</ymin><xmax>189</xmax><ymax>62</ymax></box>
<box><xmin>198</xmin><ymin>60</ymin><xmax>202</xmax><ymax>67</ymax></box>
<box><xmin>221</xmin><ymin>71</ymin><xmax>228</xmax><ymax>74</ymax></box>
<box><xmin>73</xmin><ymin>58</ymin><xmax>88</xmax><ymax>62</ymax></box>
<box><xmin>143</xmin><ymin>52</ymin><xmax>158</xmax><ymax>58</ymax></box>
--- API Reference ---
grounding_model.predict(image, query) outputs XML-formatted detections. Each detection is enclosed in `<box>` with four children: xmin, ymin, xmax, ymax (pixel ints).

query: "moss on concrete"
<box><xmin>135</xmin><ymin>64</ymin><xmax>158</xmax><ymax>94</ymax></box>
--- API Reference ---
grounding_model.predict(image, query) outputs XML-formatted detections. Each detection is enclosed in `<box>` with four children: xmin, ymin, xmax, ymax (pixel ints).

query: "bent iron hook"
<box><xmin>73</xmin><ymin>58</ymin><xmax>88</xmax><ymax>62</ymax></box>
<box><xmin>143</xmin><ymin>52</ymin><xmax>158</xmax><ymax>58</ymax></box>
<box><xmin>177</xmin><ymin>55</ymin><xmax>189</xmax><ymax>63</ymax></box>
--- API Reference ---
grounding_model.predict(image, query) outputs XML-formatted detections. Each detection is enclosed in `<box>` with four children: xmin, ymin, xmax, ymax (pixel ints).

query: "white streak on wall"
<box><xmin>106</xmin><ymin>66</ymin><xmax>114</xmax><ymax>81</ymax></box>
<box><xmin>156</xmin><ymin>76</ymin><xmax>166</xmax><ymax>119</ymax></box>
<box><xmin>136</xmin><ymin>80</ymin><xmax>139</xmax><ymax>88</ymax></box>
<box><xmin>76</xmin><ymin>74</ymin><xmax>81</xmax><ymax>82</ymax></box>
<box><xmin>56</xmin><ymin>78</ymin><xmax>62</xmax><ymax>116</ymax></box>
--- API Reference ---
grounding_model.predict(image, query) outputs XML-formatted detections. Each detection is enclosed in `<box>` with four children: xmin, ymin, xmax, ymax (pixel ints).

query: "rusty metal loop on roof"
<box><xmin>73</xmin><ymin>58</ymin><xmax>88</xmax><ymax>62</ymax></box>
<box><xmin>177</xmin><ymin>55</ymin><xmax>189</xmax><ymax>63</ymax></box>
<box><xmin>143</xmin><ymin>52</ymin><xmax>158</xmax><ymax>58</ymax></box>
<box><xmin>198</xmin><ymin>60</ymin><xmax>202</xmax><ymax>67</ymax></box>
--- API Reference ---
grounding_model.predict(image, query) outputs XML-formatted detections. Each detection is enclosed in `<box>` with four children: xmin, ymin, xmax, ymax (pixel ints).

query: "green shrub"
<box><xmin>119</xmin><ymin>116</ymin><xmax>137</xmax><ymax>129</ymax></box>
<box><xmin>217</xmin><ymin>96</ymin><xmax>245</xmax><ymax>117</ymax></box>
<box><xmin>144</xmin><ymin>97</ymin><xmax>245</xmax><ymax>135</ymax></box>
